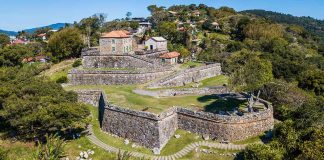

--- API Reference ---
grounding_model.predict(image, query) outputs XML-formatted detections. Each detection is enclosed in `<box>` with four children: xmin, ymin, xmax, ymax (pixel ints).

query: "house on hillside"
<box><xmin>99</xmin><ymin>30</ymin><xmax>133</xmax><ymax>54</ymax></box>
<box><xmin>159</xmin><ymin>51</ymin><xmax>180</xmax><ymax>65</ymax></box>
<box><xmin>144</xmin><ymin>37</ymin><xmax>167</xmax><ymax>51</ymax></box>
<box><xmin>212</xmin><ymin>22</ymin><xmax>220</xmax><ymax>30</ymax></box>
<box><xmin>168</xmin><ymin>11</ymin><xmax>177</xmax><ymax>16</ymax></box>
<box><xmin>22</xmin><ymin>55</ymin><xmax>49</xmax><ymax>64</ymax></box>
<box><xmin>11</xmin><ymin>39</ymin><xmax>28</xmax><ymax>45</ymax></box>
<box><xmin>192</xmin><ymin>10</ymin><xmax>200</xmax><ymax>17</ymax></box>
<box><xmin>37</xmin><ymin>33</ymin><xmax>47</xmax><ymax>41</ymax></box>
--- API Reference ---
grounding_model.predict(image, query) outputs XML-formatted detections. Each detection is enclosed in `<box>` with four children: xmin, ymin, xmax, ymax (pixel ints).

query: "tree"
<box><xmin>228</xmin><ymin>50</ymin><xmax>273</xmax><ymax>111</ymax></box>
<box><xmin>77</xmin><ymin>14</ymin><xmax>105</xmax><ymax>47</ymax></box>
<box><xmin>298</xmin><ymin>68</ymin><xmax>324</xmax><ymax>96</ymax></box>
<box><xmin>243</xmin><ymin>20</ymin><xmax>284</xmax><ymax>40</ymax></box>
<box><xmin>260</xmin><ymin>80</ymin><xmax>311</xmax><ymax>120</ymax></box>
<box><xmin>47</xmin><ymin>27</ymin><xmax>84</xmax><ymax>61</ymax></box>
<box><xmin>0</xmin><ymin>34</ymin><xmax>10</xmax><ymax>48</ymax></box>
<box><xmin>174</xmin><ymin>45</ymin><xmax>190</xmax><ymax>58</ymax></box>
<box><xmin>0</xmin><ymin>67</ymin><xmax>90</xmax><ymax>139</ymax></box>
<box><xmin>126</xmin><ymin>12</ymin><xmax>132</xmax><ymax>20</ymax></box>
<box><xmin>298</xmin><ymin>127</ymin><xmax>324</xmax><ymax>160</ymax></box>
<box><xmin>0</xmin><ymin>45</ymin><xmax>33</xmax><ymax>67</ymax></box>
<box><xmin>240</xmin><ymin>144</ymin><xmax>283</xmax><ymax>160</ymax></box>
<box><xmin>156</xmin><ymin>22</ymin><xmax>184</xmax><ymax>44</ymax></box>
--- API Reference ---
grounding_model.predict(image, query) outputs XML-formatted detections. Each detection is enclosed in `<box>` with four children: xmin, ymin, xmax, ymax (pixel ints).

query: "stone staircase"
<box><xmin>87</xmin><ymin>125</ymin><xmax>248</xmax><ymax>160</ymax></box>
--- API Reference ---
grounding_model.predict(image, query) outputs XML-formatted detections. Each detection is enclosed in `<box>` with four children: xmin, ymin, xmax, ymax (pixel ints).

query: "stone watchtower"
<box><xmin>99</xmin><ymin>30</ymin><xmax>133</xmax><ymax>54</ymax></box>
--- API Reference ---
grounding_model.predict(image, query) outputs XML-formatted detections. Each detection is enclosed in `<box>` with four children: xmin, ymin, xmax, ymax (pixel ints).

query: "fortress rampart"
<box><xmin>68</xmin><ymin>68</ymin><xmax>173</xmax><ymax>85</ymax></box>
<box><xmin>76</xmin><ymin>90</ymin><xmax>274</xmax><ymax>150</ymax></box>
<box><xmin>148</xmin><ymin>63</ymin><xmax>222</xmax><ymax>88</ymax></box>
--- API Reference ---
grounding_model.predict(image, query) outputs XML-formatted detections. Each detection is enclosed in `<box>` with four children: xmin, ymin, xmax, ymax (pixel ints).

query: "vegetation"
<box><xmin>48</xmin><ymin>27</ymin><xmax>84</xmax><ymax>62</ymax></box>
<box><xmin>65</xmin><ymin>84</ymin><xmax>247</xmax><ymax>114</ymax></box>
<box><xmin>0</xmin><ymin>66</ymin><xmax>90</xmax><ymax>140</ymax></box>
<box><xmin>36</xmin><ymin>134</ymin><xmax>66</xmax><ymax>160</ymax></box>
<box><xmin>241</xmin><ymin>9</ymin><xmax>324</xmax><ymax>43</ymax></box>
<box><xmin>72</xmin><ymin>59</ymin><xmax>82</xmax><ymax>68</ymax></box>
<box><xmin>0</xmin><ymin>34</ymin><xmax>10</xmax><ymax>48</ymax></box>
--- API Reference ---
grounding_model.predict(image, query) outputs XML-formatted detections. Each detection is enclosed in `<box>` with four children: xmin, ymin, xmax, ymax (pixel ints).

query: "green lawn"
<box><xmin>200</xmin><ymin>75</ymin><xmax>229</xmax><ymax>87</ymax></box>
<box><xmin>65</xmin><ymin>84</ymin><xmax>245</xmax><ymax>114</ymax></box>
<box><xmin>180</xmin><ymin>61</ymin><xmax>204</xmax><ymax>69</ymax></box>
<box><xmin>0</xmin><ymin>133</ymin><xmax>118</xmax><ymax>160</ymax></box>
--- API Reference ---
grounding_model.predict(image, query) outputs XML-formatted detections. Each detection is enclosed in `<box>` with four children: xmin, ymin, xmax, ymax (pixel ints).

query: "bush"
<box><xmin>56</xmin><ymin>76</ymin><xmax>68</xmax><ymax>83</ymax></box>
<box><xmin>239</xmin><ymin>144</ymin><xmax>283</xmax><ymax>160</ymax></box>
<box><xmin>0</xmin><ymin>147</ymin><xmax>8</xmax><ymax>160</ymax></box>
<box><xmin>72</xmin><ymin>59</ymin><xmax>82</xmax><ymax>68</ymax></box>
<box><xmin>36</xmin><ymin>134</ymin><xmax>66</xmax><ymax>160</ymax></box>
<box><xmin>0</xmin><ymin>67</ymin><xmax>90</xmax><ymax>139</ymax></box>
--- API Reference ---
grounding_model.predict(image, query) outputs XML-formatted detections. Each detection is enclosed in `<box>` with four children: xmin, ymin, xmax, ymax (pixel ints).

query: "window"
<box><xmin>112</xmin><ymin>47</ymin><xmax>116</xmax><ymax>52</ymax></box>
<box><xmin>112</xmin><ymin>39</ymin><xmax>115</xmax><ymax>44</ymax></box>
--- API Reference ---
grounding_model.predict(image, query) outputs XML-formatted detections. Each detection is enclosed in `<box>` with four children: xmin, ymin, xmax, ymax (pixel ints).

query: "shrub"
<box><xmin>56</xmin><ymin>76</ymin><xmax>68</xmax><ymax>83</ymax></box>
<box><xmin>36</xmin><ymin>134</ymin><xmax>66</xmax><ymax>160</ymax></box>
<box><xmin>0</xmin><ymin>147</ymin><xmax>8</xmax><ymax>160</ymax></box>
<box><xmin>72</xmin><ymin>59</ymin><xmax>82</xmax><ymax>68</ymax></box>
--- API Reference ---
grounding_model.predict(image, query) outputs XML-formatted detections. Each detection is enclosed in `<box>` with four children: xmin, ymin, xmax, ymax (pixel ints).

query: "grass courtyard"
<box><xmin>65</xmin><ymin>81</ymin><xmax>246</xmax><ymax>114</ymax></box>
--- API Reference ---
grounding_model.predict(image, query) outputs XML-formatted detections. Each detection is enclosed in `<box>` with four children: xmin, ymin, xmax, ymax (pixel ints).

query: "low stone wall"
<box><xmin>177</xmin><ymin>105</ymin><xmax>274</xmax><ymax>141</ymax></box>
<box><xmin>148</xmin><ymin>63</ymin><xmax>222</xmax><ymax>88</ymax></box>
<box><xmin>68</xmin><ymin>68</ymin><xmax>173</xmax><ymax>85</ymax></box>
<box><xmin>75</xmin><ymin>90</ymin><xmax>274</xmax><ymax>150</ymax></box>
<box><xmin>74</xmin><ymin>90</ymin><xmax>102</xmax><ymax>106</ymax></box>
<box><xmin>133</xmin><ymin>86</ymin><xmax>229</xmax><ymax>98</ymax></box>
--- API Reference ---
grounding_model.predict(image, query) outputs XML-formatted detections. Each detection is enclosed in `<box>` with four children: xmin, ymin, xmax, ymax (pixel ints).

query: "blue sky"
<box><xmin>1</xmin><ymin>0</ymin><xmax>324</xmax><ymax>31</ymax></box>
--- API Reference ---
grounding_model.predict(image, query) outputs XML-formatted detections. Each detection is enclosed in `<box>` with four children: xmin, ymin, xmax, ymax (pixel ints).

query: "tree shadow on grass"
<box><xmin>197</xmin><ymin>94</ymin><xmax>247</xmax><ymax>114</ymax></box>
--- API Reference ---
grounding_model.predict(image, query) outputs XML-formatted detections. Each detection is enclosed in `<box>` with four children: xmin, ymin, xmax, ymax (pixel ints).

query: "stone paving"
<box><xmin>87</xmin><ymin>125</ymin><xmax>248</xmax><ymax>160</ymax></box>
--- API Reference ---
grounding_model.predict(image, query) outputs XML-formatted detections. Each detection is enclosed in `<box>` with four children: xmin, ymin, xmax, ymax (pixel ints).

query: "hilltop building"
<box><xmin>99</xmin><ymin>30</ymin><xmax>133</xmax><ymax>54</ymax></box>
<box><xmin>159</xmin><ymin>51</ymin><xmax>180</xmax><ymax>65</ymax></box>
<box><xmin>144</xmin><ymin>37</ymin><xmax>167</xmax><ymax>51</ymax></box>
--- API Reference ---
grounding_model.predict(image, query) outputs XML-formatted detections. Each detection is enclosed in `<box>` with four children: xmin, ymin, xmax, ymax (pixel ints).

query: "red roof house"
<box><xmin>159</xmin><ymin>51</ymin><xmax>180</xmax><ymax>65</ymax></box>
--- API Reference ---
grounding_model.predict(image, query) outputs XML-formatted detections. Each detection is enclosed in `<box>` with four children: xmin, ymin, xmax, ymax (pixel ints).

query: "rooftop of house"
<box><xmin>12</xmin><ymin>39</ymin><xmax>27</xmax><ymax>44</ymax></box>
<box><xmin>212</xmin><ymin>22</ymin><xmax>219</xmax><ymax>26</ymax></box>
<box><xmin>101</xmin><ymin>30</ymin><xmax>131</xmax><ymax>38</ymax></box>
<box><xmin>159</xmin><ymin>51</ymin><xmax>180</xmax><ymax>58</ymax></box>
<box><xmin>37</xmin><ymin>33</ymin><xmax>46</xmax><ymax>37</ymax></box>
<box><xmin>150</xmin><ymin>37</ymin><xmax>167</xmax><ymax>42</ymax></box>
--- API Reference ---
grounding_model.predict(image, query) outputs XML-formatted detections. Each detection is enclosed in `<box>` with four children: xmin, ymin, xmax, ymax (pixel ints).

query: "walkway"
<box><xmin>86</xmin><ymin>125</ymin><xmax>248</xmax><ymax>160</ymax></box>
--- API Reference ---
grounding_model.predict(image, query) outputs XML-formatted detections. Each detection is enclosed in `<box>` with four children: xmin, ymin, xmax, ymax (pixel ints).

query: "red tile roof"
<box><xmin>22</xmin><ymin>57</ymin><xmax>34</xmax><ymax>63</ymax></box>
<box><xmin>37</xmin><ymin>33</ymin><xmax>46</xmax><ymax>37</ymax></box>
<box><xmin>12</xmin><ymin>39</ymin><xmax>27</xmax><ymax>44</ymax></box>
<box><xmin>159</xmin><ymin>51</ymin><xmax>180</xmax><ymax>58</ymax></box>
<box><xmin>101</xmin><ymin>30</ymin><xmax>131</xmax><ymax>38</ymax></box>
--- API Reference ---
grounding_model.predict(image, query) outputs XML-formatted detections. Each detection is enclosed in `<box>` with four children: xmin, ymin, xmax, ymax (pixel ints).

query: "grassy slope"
<box><xmin>0</xmin><ymin>135</ymin><xmax>117</xmax><ymax>160</ymax></box>
<box><xmin>42</xmin><ymin>59</ymin><xmax>75</xmax><ymax>81</ymax></box>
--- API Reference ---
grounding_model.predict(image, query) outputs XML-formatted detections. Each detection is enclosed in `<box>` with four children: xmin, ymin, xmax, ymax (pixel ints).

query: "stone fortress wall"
<box><xmin>68</xmin><ymin>49</ymin><xmax>222</xmax><ymax>86</ymax></box>
<box><xmin>76</xmin><ymin>90</ymin><xmax>274</xmax><ymax>150</ymax></box>
<box><xmin>68</xmin><ymin>68</ymin><xmax>173</xmax><ymax>85</ymax></box>
<box><xmin>148</xmin><ymin>63</ymin><xmax>222</xmax><ymax>88</ymax></box>
<box><xmin>81</xmin><ymin>49</ymin><xmax>167</xmax><ymax>69</ymax></box>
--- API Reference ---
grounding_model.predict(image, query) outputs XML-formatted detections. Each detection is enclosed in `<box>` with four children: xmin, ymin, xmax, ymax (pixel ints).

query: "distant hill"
<box><xmin>0</xmin><ymin>29</ymin><xmax>17</xmax><ymax>36</ymax></box>
<box><xmin>0</xmin><ymin>23</ymin><xmax>68</xmax><ymax>36</ymax></box>
<box><xmin>241</xmin><ymin>9</ymin><xmax>324</xmax><ymax>42</ymax></box>
<box><xmin>23</xmin><ymin>23</ymin><xmax>67</xmax><ymax>33</ymax></box>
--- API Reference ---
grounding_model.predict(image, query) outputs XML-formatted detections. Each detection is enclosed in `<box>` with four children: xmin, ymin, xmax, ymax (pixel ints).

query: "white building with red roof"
<box><xmin>159</xmin><ymin>51</ymin><xmax>180</xmax><ymax>65</ymax></box>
